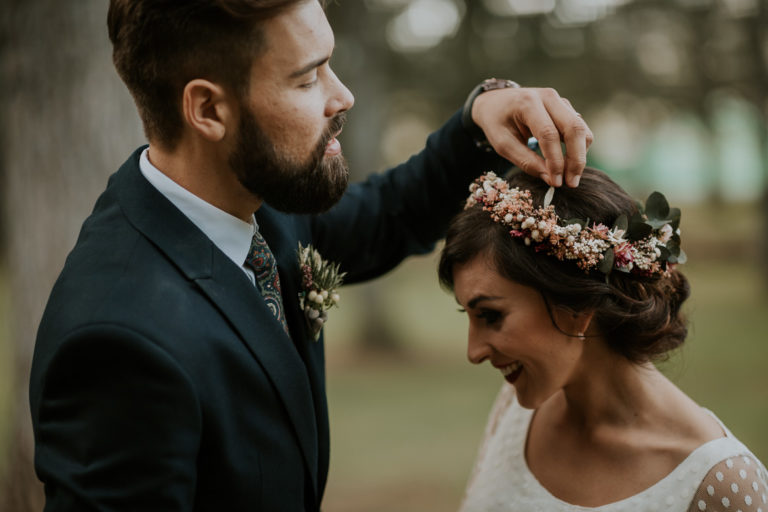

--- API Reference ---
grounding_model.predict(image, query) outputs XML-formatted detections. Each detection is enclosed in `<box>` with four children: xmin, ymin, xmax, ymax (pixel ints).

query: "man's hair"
<box><xmin>107</xmin><ymin>0</ymin><xmax>309</xmax><ymax>149</ymax></box>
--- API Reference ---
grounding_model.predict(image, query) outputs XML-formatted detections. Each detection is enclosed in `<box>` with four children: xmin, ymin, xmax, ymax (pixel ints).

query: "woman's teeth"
<box><xmin>500</xmin><ymin>361</ymin><xmax>521</xmax><ymax>376</ymax></box>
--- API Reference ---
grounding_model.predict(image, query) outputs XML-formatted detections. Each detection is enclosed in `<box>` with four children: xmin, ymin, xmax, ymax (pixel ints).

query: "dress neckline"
<box><xmin>510</xmin><ymin>394</ymin><xmax>740</xmax><ymax>511</ymax></box>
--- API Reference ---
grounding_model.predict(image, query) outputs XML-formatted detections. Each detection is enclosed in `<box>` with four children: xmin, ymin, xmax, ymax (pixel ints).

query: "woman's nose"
<box><xmin>467</xmin><ymin>328</ymin><xmax>491</xmax><ymax>365</ymax></box>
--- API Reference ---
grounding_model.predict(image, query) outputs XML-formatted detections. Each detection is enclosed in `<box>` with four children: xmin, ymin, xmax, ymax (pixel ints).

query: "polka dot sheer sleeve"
<box><xmin>688</xmin><ymin>455</ymin><xmax>768</xmax><ymax>512</ymax></box>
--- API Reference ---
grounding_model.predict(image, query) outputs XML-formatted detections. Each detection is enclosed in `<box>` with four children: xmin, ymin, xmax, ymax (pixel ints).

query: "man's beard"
<box><xmin>229</xmin><ymin>107</ymin><xmax>349</xmax><ymax>215</ymax></box>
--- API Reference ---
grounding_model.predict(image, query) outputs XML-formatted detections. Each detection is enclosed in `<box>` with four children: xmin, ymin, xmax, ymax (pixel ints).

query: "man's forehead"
<box><xmin>257</xmin><ymin>0</ymin><xmax>334</xmax><ymax>74</ymax></box>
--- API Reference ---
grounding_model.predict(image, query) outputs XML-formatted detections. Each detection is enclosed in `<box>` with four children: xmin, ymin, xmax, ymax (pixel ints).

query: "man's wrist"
<box><xmin>461</xmin><ymin>78</ymin><xmax>520</xmax><ymax>151</ymax></box>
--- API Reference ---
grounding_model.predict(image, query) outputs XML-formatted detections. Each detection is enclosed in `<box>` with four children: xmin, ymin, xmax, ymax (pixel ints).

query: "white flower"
<box><xmin>659</xmin><ymin>224</ymin><xmax>673</xmax><ymax>243</ymax></box>
<box><xmin>567</xmin><ymin>224</ymin><xmax>581</xmax><ymax>235</ymax></box>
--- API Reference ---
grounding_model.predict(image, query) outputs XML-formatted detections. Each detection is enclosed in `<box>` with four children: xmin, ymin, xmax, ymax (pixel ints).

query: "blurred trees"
<box><xmin>0</xmin><ymin>2</ymin><xmax>143</xmax><ymax>510</ymax></box>
<box><xmin>328</xmin><ymin>0</ymin><xmax>766</xmax><ymax>189</ymax></box>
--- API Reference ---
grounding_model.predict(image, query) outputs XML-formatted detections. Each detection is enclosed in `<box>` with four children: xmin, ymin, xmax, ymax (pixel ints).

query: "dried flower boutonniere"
<box><xmin>297</xmin><ymin>242</ymin><xmax>346</xmax><ymax>341</ymax></box>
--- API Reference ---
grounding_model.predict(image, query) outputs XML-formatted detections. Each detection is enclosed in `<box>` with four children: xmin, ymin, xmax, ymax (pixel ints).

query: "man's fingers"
<box><xmin>470</xmin><ymin>86</ymin><xmax>593</xmax><ymax>187</ymax></box>
<box><xmin>517</xmin><ymin>89</ymin><xmax>566</xmax><ymax>186</ymax></box>
<box><xmin>487</xmin><ymin>131</ymin><xmax>551</xmax><ymax>184</ymax></box>
<box><xmin>543</xmin><ymin>93</ymin><xmax>592</xmax><ymax>187</ymax></box>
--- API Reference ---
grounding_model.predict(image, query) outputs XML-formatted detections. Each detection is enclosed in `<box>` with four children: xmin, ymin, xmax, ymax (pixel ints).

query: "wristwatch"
<box><xmin>461</xmin><ymin>78</ymin><xmax>520</xmax><ymax>150</ymax></box>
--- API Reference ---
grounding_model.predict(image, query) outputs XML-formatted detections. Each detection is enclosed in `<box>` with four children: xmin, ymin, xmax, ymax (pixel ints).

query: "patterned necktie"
<box><xmin>245</xmin><ymin>230</ymin><xmax>289</xmax><ymax>335</ymax></box>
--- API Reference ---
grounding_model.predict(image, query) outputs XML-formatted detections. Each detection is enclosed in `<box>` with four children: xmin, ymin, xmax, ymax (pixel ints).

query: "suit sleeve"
<box><xmin>33</xmin><ymin>324</ymin><xmax>201</xmax><ymax>512</ymax></box>
<box><xmin>309</xmin><ymin>110</ymin><xmax>511</xmax><ymax>283</ymax></box>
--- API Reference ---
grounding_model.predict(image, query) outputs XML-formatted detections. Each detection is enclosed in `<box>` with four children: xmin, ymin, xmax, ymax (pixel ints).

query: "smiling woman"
<box><xmin>438</xmin><ymin>168</ymin><xmax>768</xmax><ymax>512</ymax></box>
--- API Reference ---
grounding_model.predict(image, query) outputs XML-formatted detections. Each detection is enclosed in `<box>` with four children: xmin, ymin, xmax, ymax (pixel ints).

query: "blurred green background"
<box><xmin>1</xmin><ymin>0</ymin><xmax>767</xmax><ymax>511</ymax></box>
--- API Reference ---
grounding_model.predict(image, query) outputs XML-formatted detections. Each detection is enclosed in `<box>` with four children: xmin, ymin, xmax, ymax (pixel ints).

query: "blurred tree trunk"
<box><xmin>327</xmin><ymin>3</ymin><xmax>402</xmax><ymax>353</ymax></box>
<box><xmin>0</xmin><ymin>2</ymin><xmax>143</xmax><ymax>510</ymax></box>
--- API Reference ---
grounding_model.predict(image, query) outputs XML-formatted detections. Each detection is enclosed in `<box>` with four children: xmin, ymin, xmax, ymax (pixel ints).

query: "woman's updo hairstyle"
<box><xmin>438</xmin><ymin>168</ymin><xmax>690</xmax><ymax>363</ymax></box>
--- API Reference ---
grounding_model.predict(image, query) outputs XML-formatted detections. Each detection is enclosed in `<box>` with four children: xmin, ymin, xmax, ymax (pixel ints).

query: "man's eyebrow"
<box><xmin>289</xmin><ymin>56</ymin><xmax>330</xmax><ymax>79</ymax></box>
<box><xmin>467</xmin><ymin>295</ymin><xmax>502</xmax><ymax>309</ymax></box>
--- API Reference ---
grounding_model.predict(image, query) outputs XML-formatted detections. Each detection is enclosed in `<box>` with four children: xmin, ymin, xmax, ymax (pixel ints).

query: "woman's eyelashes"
<box><xmin>476</xmin><ymin>309</ymin><xmax>502</xmax><ymax>325</ymax></box>
<box><xmin>458</xmin><ymin>307</ymin><xmax>502</xmax><ymax>326</ymax></box>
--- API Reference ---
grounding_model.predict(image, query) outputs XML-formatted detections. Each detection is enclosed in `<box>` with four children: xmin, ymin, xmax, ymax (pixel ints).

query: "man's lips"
<box><xmin>324</xmin><ymin>129</ymin><xmax>343</xmax><ymax>156</ymax></box>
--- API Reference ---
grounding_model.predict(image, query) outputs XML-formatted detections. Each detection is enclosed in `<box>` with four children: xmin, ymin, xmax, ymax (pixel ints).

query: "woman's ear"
<box><xmin>553</xmin><ymin>307</ymin><xmax>596</xmax><ymax>340</ymax></box>
<box><xmin>572</xmin><ymin>310</ymin><xmax>595</xmax><ymax>340</ymax></box>
<box><xmin>181</xmin><ymin>79</ymin><xmax>233</xmax><ymax>142</ymax></box>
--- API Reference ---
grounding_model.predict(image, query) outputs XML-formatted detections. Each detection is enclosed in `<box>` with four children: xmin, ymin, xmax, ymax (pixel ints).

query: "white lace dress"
<box><xmin>459</xmin><ymin>384</ymin><xmax>768</xmax><ymax>512</ymax></box>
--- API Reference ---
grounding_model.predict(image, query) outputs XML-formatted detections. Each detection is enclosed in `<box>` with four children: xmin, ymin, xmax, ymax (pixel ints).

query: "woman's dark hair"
<box><xmin>438</xmin><ymin>168</ymin><xmax>690</xmax><ymax>363</ymax></box>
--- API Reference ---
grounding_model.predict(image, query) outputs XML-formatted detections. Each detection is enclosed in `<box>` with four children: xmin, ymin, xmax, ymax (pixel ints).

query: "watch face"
<box><xmin>483</xmin><ymin>78</ymin><xmax>519</xmax><ymax>91</ymax></box>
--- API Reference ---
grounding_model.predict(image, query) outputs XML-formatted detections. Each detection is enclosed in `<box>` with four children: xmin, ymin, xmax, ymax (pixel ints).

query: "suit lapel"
<box><xmin>113</xmin><ymin>149</ymin><xmax>319</xmax><ymax>492</ymax></box>
<box><xmin>256</xmin><ymin>207</ymin><xmax>331</xmax><ymax>491</ymax></box>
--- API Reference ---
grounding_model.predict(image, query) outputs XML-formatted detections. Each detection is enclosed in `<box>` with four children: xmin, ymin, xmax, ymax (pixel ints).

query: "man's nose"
<box><xmin>326</xmin><ymin>68</ymin><xmax>354</xmax><ymax>116</ymax></box>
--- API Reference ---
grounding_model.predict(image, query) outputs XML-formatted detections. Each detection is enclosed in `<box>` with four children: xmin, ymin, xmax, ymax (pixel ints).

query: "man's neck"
<box><xmin>147</xmin><ymin>140</ymin><xmax>262</xmax><ymax>222</ymax></box>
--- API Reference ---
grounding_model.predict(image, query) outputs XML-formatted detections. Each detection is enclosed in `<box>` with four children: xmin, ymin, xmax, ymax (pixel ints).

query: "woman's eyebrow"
<box><xmin>468</xmin><ymin>295</ymin><xmax>502</xmax><ymax>309</ymax></box>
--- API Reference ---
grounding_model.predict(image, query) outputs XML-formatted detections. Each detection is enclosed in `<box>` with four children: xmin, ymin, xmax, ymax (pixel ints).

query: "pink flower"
<box><xmin>591</xmin><ymin>223</ymin><xmax>610</xmax><ymax>237</ymax></box>
<box><xmin>510</xmin><ymin>229</ymin><xmax>525</xmax><ymax>238</ymax></box>
<box><xmin>614</xmin><ymin>242</ymin><xmax>634</xmax><ymax>267</ymax></box>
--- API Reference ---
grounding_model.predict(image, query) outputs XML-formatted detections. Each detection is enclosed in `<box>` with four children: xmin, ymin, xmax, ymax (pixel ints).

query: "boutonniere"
<box><xmin>297</xmin><ymin>243</ymin><xmax>346</xmax><ymax>341</ymax></box>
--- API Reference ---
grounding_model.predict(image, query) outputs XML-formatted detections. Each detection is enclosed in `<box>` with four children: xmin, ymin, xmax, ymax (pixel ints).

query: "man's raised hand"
<box><xmin>472</xmin><ymin>87</ymin><xmax>593</xmax><ymax>188</ymax></box>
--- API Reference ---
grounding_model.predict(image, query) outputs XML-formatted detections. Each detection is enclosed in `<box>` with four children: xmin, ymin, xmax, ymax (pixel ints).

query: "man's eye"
<box><xmin>300</xmin><ymin>79</ymin><xmax>318</xmax><ymax>89</ymax></box>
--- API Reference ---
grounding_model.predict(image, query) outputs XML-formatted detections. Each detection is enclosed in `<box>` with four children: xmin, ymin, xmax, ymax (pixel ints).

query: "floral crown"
<box><xmin>465</xmin><ymin>172</ymin><xmax>686</xmax><ymax>277</ymax></box>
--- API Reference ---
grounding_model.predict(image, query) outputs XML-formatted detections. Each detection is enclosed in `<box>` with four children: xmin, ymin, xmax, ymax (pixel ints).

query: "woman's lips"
<box><xmin>498</xmin><ymin>361</ymin><xmax>523</xmax><ymax>384</ymax></box>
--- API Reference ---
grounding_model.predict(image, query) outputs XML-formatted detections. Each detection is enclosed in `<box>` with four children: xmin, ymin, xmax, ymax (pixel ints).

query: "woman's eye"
<box><xmin>476</xmin><ymin>310</ymin><xmax>501</xmax><ymax>325</ymax></box>
<box><xmin>300</xmin><ymin>79</ymin><xmax>318</xmax><ymax>89</ymax></box>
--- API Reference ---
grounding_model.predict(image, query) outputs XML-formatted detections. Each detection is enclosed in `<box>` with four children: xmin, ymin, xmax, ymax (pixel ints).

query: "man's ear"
<box><xmin>181</xmin><ymin>79</ymin><xmax>234</xmax><ymax>142</ymax></box>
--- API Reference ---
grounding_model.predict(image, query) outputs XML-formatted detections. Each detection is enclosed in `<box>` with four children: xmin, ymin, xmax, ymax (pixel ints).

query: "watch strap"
<box><xmin>461</xmin><ymin>78</ymin><xmax>520</xmax><ymax>150</ymax></box>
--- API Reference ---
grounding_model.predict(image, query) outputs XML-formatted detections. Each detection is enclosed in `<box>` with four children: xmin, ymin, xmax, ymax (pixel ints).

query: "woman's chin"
<box><xmin>513</xmin><ymin>382</ymin><xmax>551</xmax><ymax>410</ymax></box>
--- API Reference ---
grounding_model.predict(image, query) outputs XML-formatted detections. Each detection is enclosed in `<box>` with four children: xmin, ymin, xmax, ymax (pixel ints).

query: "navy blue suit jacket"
<box><xmin>29</xmin><ymin>112</ymin><xmax>508</xmax><ymax>511</ymax></box>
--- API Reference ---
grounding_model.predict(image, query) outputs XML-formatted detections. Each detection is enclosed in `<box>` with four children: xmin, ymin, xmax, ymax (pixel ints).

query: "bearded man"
<box><xmin>29</xmin><ymin>0</ymin><xmax>592</xmax><ymax>510</ymax></box>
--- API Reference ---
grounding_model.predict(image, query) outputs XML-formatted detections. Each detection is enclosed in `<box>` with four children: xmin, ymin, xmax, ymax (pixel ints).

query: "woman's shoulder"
<box><xmin>686</xmin><ymin>451</ymin><xmax>768</xmax><ymax>512</ymax></box>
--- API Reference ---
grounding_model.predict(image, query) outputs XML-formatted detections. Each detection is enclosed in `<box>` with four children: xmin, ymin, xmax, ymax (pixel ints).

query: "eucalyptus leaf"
<box><xmin>627</xmin><ymin>222</ymin><xmax>653</xmax><ymax>240</ymax></box>
<box><xmin>645</xmin><ymin>192</ymin><xmax>669</xmax><ymax>220</ymax></box>
<box><xmin>676</xmin><ymin>248</ymin><xmax>687</xmax><ymax>264</ymax></box>
<box><xmin>646</xmin><ymin>219</ymin><xmax>670</xmax><ymax>230</ymax></box>
<box><xmin>668</xmin><ymin>207</ymin><xmax>681</xmax><ymax>229</ymax></box>
<box><xmin>599</xmin><ymin>248</ymin><xmax>615</xmax><ymax>274</ymax></box>
<box><xmin>666</xmin><ymin>239</ymin><xmax>680</xmax><ymax>256</ymax></box>
<box><xmin>630</xmin><ymin>211</ymin><xmax>645</xmax><ymax>225</ymax></box>
<box><xmin>543</xmin><ymin>186</ymin><xmax>555</xmax><ymax>208</ymax></box>
<box><xmin>613</xmin><ymin>214</ymin><xmax>628</xmax><ymax>233</ymax></box>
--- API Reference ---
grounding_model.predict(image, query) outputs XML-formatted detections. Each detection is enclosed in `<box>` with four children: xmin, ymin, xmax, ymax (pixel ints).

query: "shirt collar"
<box><xmin>138</xmin><ymin>148</ymin><xmax>256</xmax><ymax>269</ymax></box>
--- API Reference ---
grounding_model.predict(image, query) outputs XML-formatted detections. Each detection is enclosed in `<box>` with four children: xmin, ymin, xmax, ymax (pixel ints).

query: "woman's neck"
<box><xmin>556</xmin><ymin>340</ymin><xmax>679</xmax><ymax>434</ymax></box>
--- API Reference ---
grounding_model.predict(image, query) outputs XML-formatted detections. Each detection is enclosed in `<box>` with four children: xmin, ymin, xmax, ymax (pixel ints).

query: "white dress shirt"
<box><xmin>138</xmin><ymin>148</ymin><xmax>257</xmax><ymax>284</ymax></box>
